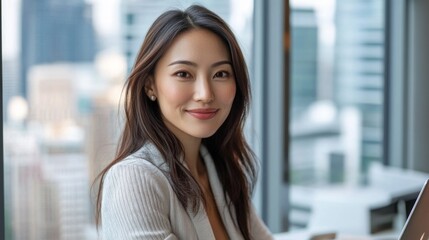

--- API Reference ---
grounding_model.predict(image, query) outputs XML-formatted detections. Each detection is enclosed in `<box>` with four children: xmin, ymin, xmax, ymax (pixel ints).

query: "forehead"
<box><xmin>158</xmin><ymin>28</ymin><xmax>231</xmax><ymax>65</ymax></box>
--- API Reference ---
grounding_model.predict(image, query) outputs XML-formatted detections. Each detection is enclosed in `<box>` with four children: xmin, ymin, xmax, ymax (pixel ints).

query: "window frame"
<box><xmin>252</xmin><ymin>0</ymin><xmax>290</xmax><ymax>233</ymax></box>
<box><xmin>386</xmin><ymin>0</ymin><xmax>429</xmax><ymax>171</ymax></box>
<box><xmin>1</xmin><ymin>8</ymin><xmax>5</xmax><ymax>237</ymax></box>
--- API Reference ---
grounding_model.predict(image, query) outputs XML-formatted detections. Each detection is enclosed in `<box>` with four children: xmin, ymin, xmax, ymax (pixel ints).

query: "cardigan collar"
<box><xmin>201</xmin><ymin>145</ymin><xmax>244</xmax><ymax>240</ymax></box>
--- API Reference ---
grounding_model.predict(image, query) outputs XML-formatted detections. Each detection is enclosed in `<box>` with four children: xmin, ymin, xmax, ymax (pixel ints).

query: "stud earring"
<box><xmin>150</xmin><ymin>95</ymin><xmax>156</xmax><ymax>101</ymax></box>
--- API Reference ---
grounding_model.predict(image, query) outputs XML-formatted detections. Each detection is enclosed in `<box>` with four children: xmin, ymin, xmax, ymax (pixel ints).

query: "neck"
<box><xmin>162</xmin><ymin>120</ymin><xmax>204</xmax><ymax>178</ymax></box>
<box><xmin>181</xmin><ymin>137</ymin><xmax>204</xmax><ymax>178</ymax></box>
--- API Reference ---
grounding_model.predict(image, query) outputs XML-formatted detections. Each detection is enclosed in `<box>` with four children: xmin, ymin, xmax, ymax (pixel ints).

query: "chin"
<box><xmin>192</xmin><ymin>129</ymin><xmax>219</xmax><ymax>139</ymax></box>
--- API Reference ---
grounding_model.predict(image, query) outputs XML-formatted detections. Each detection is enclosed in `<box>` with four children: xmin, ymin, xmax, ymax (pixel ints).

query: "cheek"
<box><xmin>157</xmin><ymin>82</ymin><xmax>190</xmax><ymax>106</ymax></box>
<box><xmin>219</xmin><ymin>83</ymin><xmax>236</xmax><ymax>105</ymax></box>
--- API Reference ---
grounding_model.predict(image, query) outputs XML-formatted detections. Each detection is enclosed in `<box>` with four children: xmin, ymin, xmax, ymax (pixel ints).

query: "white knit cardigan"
<box><xmin>100</xmin><ymin>142</ymin><xmax>273</xmax><ymax>240</ymax></box>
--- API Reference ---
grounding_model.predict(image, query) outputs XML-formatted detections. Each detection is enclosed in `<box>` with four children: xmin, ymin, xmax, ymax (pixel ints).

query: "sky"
<box><xmin>91</xmin><ymin>0</ymin><xmax>121</xmax><ymax>37</ymax></box>
<box><xmin>2</xmin><ymin>0</ymin><xmax>20</xmax><ymax>58</ymax></box>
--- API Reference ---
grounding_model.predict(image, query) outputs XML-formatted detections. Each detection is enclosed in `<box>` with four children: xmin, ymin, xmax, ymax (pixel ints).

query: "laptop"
<box><xmin>398</xmin><ymin>179</ymin><xmax>429</xmax><ymax>240</ymax></box>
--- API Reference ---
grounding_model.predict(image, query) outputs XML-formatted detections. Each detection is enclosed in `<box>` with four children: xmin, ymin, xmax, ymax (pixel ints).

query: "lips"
<box><xmin>186</xmin><ymin>108</ymin><xmax>219</xmax><ymax>120</ymax></box>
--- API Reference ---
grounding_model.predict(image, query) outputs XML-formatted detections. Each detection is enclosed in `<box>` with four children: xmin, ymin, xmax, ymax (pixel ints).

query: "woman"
<box><xmin>96</xmin><ymin>5</ymin><xmax>273</xmax><ymax>240</ymax></box>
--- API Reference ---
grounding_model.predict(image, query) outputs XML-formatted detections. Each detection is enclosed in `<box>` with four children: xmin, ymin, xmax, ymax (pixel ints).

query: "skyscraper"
<box><xmin>42</xmin><ymin>151</ymin><xmax>90</xmax><ymax>240</ymax></box>
<box><xmin>20</xmin><ymin>0</ymin><xmax>96</xmax><ymax>97</ymax></box>
<box><xmin>2</xmin><ymin>58</ymin><xmax>20</xmax><ymax>122</ymax></box>
<box><xmin>121</xmin><ymin>0</ymin><xmax>231</xmax><ymax>72</ymax></box>
<box><xmin>290</xmin><ymin>8</ymin><xmax>319</xmax><ymax>120</ymax></box>
<box><xmin>7</xmin><ymin>62</ymin><xmax>94</xmax><ymax>239</ymax></box>
<box><xmin>27</xmin><ymin>64</ymin><xmax>77</xmax><ymax>124</ymax></box>
<box><xmin>4</xmin><ymin>129</ymin><xmax>51</xmax><ymax>240</ymax></box>
<box><xmin>86</xmin><ymin>92</ymin><xmax>121</xmax><ymax>225</ymax></box>
<box><xmin>334</xmin><ymin>0</ymin><xmax>385</xmax><ymax>172</ymax></box>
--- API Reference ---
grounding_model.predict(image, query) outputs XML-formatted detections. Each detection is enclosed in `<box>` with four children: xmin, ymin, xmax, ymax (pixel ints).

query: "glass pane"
<box><xmin>289</xmin><ymin>0</ymin><xmax>387</xmax><ymax>235</ymax></box>
<box><xmin>2</xmin><ymin>0</ymin><xmax>254</xmax><ymax>239</ymax></box>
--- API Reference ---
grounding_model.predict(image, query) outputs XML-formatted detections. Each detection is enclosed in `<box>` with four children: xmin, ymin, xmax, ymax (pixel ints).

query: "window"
<box><xmin>288</xmin><ymin>0</ymin><xmax>388</xmax><ymax>232</ymax></box>
<box><xmin>4</xmin><ymin>0</ymin><xmax>429</xmax><ymax>238</ymax></box>
<box><xmin>284</xmin><ymin>0</ymin><xmax>429</xmax><ymax>237</ymax></box>
<box><xmin>2</xmin><ymin>0</ymin><xmax>254</xmax><ymax>239</ymax></box>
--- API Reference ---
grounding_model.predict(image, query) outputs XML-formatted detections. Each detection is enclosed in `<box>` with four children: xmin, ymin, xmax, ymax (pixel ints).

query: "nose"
<box><xmin>194</xmin><ymin>75</ymin><xmax>214</xmax><ymax>103</ymax></box>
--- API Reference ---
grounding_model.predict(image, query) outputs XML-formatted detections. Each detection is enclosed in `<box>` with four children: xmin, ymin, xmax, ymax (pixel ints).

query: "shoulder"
<box><xmin>101</xmin><ymin>155</ymin><xmax>174</xmax><ymax>227</ymax></box>
<box><xmin>100</xmin><ymin>147</ymin><xmax>179</xmax><ymax>239</ymax></box>
<box><xmin>109</xmin><ymin>153</ymin><xmax>166</xmax><ymax>175</ymax></box>
<box><xmin>105</xmin><ymin>142</ymin><xmax>170</xmax><ymax>184</ymax></box>
<box><xmin>104</xmin><ymin>153</ymin><xmax>170</xmax><ymax>192</ymax></box>
<box><xmin>102</xmin><ymin>145</ymin><xmax>173</xmax><ymax>206</ymax></box>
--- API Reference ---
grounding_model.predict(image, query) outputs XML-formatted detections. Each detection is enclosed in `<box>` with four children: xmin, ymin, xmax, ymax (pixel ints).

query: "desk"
<box><xmin>288</xmin><ymin>163</ymin><xmax>429</xmax><ymax>236</ymax></box>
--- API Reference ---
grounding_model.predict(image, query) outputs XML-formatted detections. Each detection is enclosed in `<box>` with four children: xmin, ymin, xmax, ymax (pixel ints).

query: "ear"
<box><xmin>144</xmin><ymin>75</ymin><xmax>157</xmax><ymax>98</ymax></box>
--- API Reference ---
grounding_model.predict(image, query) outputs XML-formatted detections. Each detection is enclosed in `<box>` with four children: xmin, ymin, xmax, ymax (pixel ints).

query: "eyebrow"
<box><xmin>167</xmin><ymin>60</ymin><xmax>232</xmax><ymax>67</ymax></box>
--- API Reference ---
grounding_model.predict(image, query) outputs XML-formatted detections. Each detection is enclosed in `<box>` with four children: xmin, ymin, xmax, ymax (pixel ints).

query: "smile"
<box><xmin>186</xmin><ymin>108</ymin><xmax>219</xmax><ymax>120</ymax></box>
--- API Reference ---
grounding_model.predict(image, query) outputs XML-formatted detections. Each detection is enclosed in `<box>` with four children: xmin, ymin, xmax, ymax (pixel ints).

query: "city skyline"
<box><xmin>2</xmin><ymin>1</ymin><xmax>256</xmax><ymax>239</ymax></box>
<box><xmin>2</xmin><ymin>0</ymin><xmax>386</xmax><ymax>238</ymax></box>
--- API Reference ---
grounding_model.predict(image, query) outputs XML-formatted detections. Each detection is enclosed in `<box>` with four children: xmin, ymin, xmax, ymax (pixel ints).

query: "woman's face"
<box><xmin>150</xmin><ymin>28</ymin><xmax>236</xmax><ymax>143</ymax></box>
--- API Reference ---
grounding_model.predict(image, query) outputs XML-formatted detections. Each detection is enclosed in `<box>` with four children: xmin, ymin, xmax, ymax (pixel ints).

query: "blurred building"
<box><xmin>27</xmin><ymin>64</ymin><xmax>77</xmax><ymax>125</ymax></box>
<box><xmin>86</xmin><ymin>92</ymin><xmax>121</xmax><ymax>224</ymax></box>
<box><xmin>5</xmin><ymin>123</ymin><xmax>91</xmax><ymax>240</ymax></box>
<box><xmin>334</xmin><ymin>0</ymin><xmax>385</xmax><ymax>172</ymax></box>
<box><xmin>41</xmin><ymin>148</ymin><xmax>90</xmax><ymax>240</ymax></box>
<box><xmin>290</xmin><ymin>8</ymin><xmax>318</xmax><ymax>120</ymax></box>
<box><xmin>20</xmin><ymin>0</ymin><xmax>96</xmax><ymax>97</ymax></box>
<box><xmin>4</xmin><ymin>129</ymin><xmax>57</xmax><ymax>240</ymax></box>
<box><xmin>2</xmin><ymin>58</ymin><xmax>21</xmax><ymax>122</ymax></box>
<box><xmin>121</xmin><ymin>0</ymin><xmax>231</xmax><ymax>72</ymax></box>
<box><xmin>6</xmin><ymin>62</ymin><xmax>101</xmax><ymax>239</ymax></box>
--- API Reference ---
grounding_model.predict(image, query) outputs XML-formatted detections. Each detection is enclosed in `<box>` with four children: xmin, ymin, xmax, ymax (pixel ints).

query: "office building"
<box><xmin>5</xmin><ymin>124</ymin><xmax>91</xmax><ymax>240</ymax></box>
<box><xmin>20</xmin><ymin>0</ymin><xmax>96</xmax><ymax>97</ymax></box>
<box><xmin>41</xmin><ymin>151</ymin><xmax>90</xmax><ymax>240</ymax></box>
<box><xmin>2</xmin><ymin>58</ymin><xmax>21</xmax><ymax>122</ymax></box>
<box><xmin>4</xmin><ymin>129</ymin><xmax>55</xmax><ymax>240</ymax></box>
<box><xmin>121</xmin><ymin>0</ymin><xmax>231</xmax><ymax>72</ymax></box>
<box><xmin>86</xmin><ymin>92</ymin><xmax>121</xmax><ymax>224</ymax></box>
<box><xmin>290</xmin><ymin>8</ymin><xmax>318</xmax><ymax>120</ymax></box>
<box><xmin>27</xmin><ymin>64</ymin><xmax>77</xmax><ymax>125</ymax></box>
<box><xmin>334</xmin><ymin>0</ymin><xmax>385</xmax><ymax>171</ymax></box>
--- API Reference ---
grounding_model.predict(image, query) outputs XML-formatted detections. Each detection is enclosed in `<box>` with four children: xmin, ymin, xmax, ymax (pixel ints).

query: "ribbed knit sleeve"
<box><xmin>101</xmin><ymin>160</ymin><xmax>178</xmax><ymax>240</ymax></box>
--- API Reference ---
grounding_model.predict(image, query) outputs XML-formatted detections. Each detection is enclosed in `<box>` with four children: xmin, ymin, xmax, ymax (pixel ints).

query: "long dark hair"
<box><xmin>95</xmin><ymin>5</ymin><xmax>257</xmax><ymax>239</ymax></box>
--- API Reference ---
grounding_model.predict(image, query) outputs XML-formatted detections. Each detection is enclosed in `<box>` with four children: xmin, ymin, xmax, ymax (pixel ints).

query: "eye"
<box><xmin>175</xmin><ymin>71</ymin><xmax>191</xmax><ymax>79</ymax></box>
<box><xmin>213</xmin><ymin>71</ymin><xmax>230</xmax><ymax>79</ymax></box>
